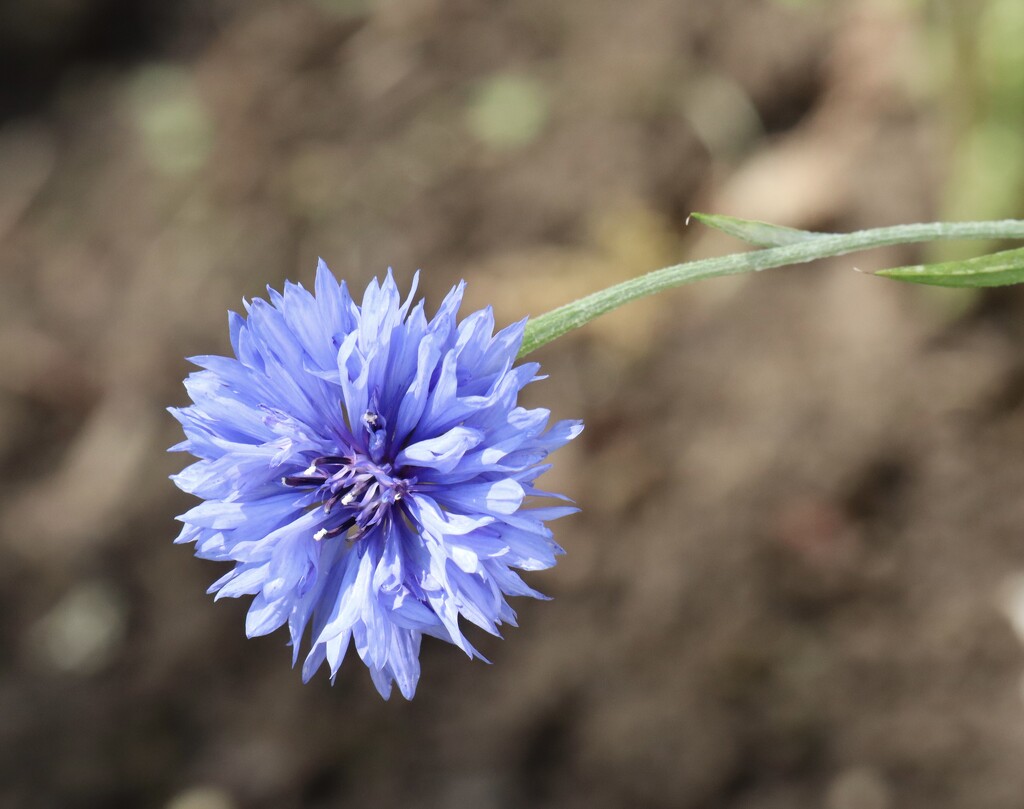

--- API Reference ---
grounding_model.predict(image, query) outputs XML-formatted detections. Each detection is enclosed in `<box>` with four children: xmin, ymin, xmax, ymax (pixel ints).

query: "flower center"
<box><xmin>283</xmin><ymin>453</ymin><xmax>414</xmax><ymax>541</ymax></box>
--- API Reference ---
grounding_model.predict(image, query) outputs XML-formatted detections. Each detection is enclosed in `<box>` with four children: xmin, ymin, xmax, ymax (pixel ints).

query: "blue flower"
<box><xmin>170</xmin><ymin>263</ymin><xmax>582</xmax><ymax>699</ymax></box>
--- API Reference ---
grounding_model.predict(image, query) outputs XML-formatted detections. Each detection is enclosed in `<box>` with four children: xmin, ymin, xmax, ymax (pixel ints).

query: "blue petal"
<box><xmin>433</xmin><ymin>479</ymin><xmax>525</xmax><ymax>516</ymax></box>
<box><xmin>397</xmin><ymin>426</ymin><xmax>484</xmax><ymax>473</ymax></box>
<box><xmin>170</xmin><ymin>267</ymin><xmax>582</xmax><ymax>699</ymax></box>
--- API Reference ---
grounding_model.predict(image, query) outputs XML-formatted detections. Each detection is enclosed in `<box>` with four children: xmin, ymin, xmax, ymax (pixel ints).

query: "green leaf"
<box><xmin>875</xmin><ymin>246</ymin><xmax>1024</xmax><ymax>287</ymax></box>
<box><xmin>688</xmin><ymin>212</ymin><xmax>826</xmax><ymax>247</ymax></box>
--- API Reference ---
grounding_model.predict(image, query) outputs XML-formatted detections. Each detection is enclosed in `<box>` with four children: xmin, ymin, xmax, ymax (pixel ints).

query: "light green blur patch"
<box><xmin>935</xmin><ymin>0</ymin><xmax>1024</xmax><ymax>258</ymax></box>
<box><xmin>768</xmin><ymin>0</ymin><xmax>824</xmax><ymax>9</ymax></box>
<box><xmin>466</xmin><ymin>74</ymin><xmax>550</xmax><ymax>150</ymax></box>
<box><xmin>129</xmin><ymin>64</ymin><xmax>212</xmax><ymax>177</ymax></box>
<box><xmin>977</xmin><ymin>0</ymin><xmax>1024</xmax><ymax>97</ymax></box>
<box><xmin>311</xmin><ymin>0</ymin><xmax>373</xmax><ymax>18</ymax></box>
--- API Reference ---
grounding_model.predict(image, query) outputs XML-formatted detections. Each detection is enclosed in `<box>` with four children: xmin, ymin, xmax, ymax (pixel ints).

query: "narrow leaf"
<box><xmin>875</xmin><ymin>246</ymin><xmax>1024</xmax><ymax>288</ymax></box>
<box><xmin>688</xmin><ymin>212</ymin><xmax>827</xmax><ymax>247</ymax></box>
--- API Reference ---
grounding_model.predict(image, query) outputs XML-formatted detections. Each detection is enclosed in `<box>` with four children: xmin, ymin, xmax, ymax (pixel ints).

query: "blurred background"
<box><xmin>3</xmin><ymin>0</ymin><xmax>1024</xmax><ymax>807</ymax></box>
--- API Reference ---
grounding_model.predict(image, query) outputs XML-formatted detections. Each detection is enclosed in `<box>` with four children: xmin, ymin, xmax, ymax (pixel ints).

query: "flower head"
<box><xmin>170</xmin><ymin>263</ymin><xmax>582</xmax><ymax>698</ymax></box>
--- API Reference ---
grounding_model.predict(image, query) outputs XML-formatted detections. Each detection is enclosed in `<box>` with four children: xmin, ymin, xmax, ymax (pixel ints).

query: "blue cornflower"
<box><xmin>170</xmin><ymin>263</ymin><xmax>582</xmax><ymax>699</ymax></box>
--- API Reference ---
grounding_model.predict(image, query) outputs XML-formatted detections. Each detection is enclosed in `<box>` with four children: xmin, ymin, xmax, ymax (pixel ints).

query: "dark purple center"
<box><xmin>282</xmin><ymin>410</ymin><xmax>415</xmax><ymax>540</ymax></box>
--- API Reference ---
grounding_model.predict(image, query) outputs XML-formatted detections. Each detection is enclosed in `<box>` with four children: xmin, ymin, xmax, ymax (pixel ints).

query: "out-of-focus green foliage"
<box><xmin>465</xmin><ymin>74</ymin><xmax>550</xmax><ymax>151</ymax></box>
<box><xmin>928</xmin><ymin>0</ymin><xmax>1024</xmax><ymax>256</ymax></box>
<box><xmin>312</xmin><ymin>0</ymin><xmax>372</xmax><ymax>18</ymax></box>
<box><xmin>127</xmin><ymin>65</ymin><xmax>212</xmax><ymax>178</ymax></box>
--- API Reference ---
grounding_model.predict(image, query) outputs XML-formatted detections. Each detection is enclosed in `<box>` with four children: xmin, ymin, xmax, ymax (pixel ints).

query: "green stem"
<box><xmin>518</xmin><ymin>219</ymin><xmax>1024</xmax><ymax>357</ymax></box>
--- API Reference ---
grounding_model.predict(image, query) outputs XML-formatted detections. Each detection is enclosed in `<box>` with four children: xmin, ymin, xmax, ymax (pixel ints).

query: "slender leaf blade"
<box><xmin>875</xmin><ymin>247</ymin><xmax>1024</xmax><ymax>288</ymax></box>
<box><xmin>689</xmin><ymin>212</ymin><xmax>827</xmax><ymax>247</ymax></box>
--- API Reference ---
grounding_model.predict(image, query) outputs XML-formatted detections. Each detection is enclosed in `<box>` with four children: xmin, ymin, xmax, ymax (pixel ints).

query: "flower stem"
<box><xmin>518</xmin><ymin>219</ymin><xmax>1024</xmax><ymax>357</ymax></box>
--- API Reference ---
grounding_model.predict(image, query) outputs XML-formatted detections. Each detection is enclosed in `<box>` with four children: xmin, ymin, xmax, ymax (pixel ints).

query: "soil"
<box><xmin>3</xmin><ymin>2</ymin><xmax>1024</xmax><ymax>808</ymax></box>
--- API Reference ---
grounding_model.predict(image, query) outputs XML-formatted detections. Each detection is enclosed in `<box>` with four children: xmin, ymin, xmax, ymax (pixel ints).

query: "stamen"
<box><xmin>286</xmin><ymin>452</ymin><xmax>412</xmax><ymax>543</ymax></box>
<box><xmin>282</xmin><ymin>474</ymin><xmax>324</xmax><ymax>487</ymax></box>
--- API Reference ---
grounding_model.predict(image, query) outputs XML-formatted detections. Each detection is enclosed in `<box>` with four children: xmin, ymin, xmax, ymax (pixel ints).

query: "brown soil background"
<box><xmin>3</xmin><ymin>1</ymin><xmax>1024</xmax><ymax>808</ymax></box>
